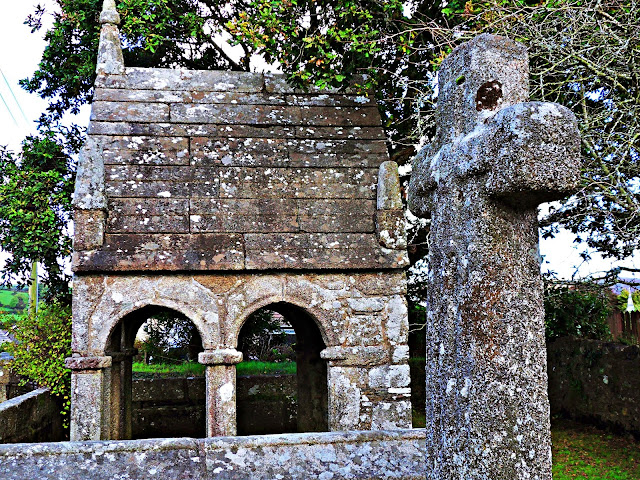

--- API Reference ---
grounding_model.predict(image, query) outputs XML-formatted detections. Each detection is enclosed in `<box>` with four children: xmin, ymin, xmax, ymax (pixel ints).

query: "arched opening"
<box><xmin>105</xmin><ymin>305</ymin><xmax>205</xmax><ymax>439</ymax></box>
<box><xmin>236</xmin><ymin>302</ymin><xmax>328</xmax><ymax>435</ymax></box>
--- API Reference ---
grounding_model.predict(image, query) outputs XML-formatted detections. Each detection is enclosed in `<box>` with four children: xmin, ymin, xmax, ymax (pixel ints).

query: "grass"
<box><xmin>552</xmin><ymin>417</ymin><xmax>640</xmax><ymax>479</ymax></box>
<box><xmin>237</xmin><ymin>361</ymin><xmax>296</xmax><ymax>376</ymax></box>
<box><xmin>132</xmin><ymin>361</ymin><xmax>205</xmax><ymax>377</ymax></box>
<box><xmin>0</xmin><ymin>289</ymin><xmax>27</xmax><ymax>315</ymax></box>
<box><xmin>132</xmin><ymin>360</ymin><xmax>297</xmax><ymax>377</ymax></box>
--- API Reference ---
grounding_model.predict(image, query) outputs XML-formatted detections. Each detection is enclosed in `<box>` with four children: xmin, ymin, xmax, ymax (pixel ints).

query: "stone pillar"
<box><xmin>199</xmin><ymin>349</ymin><xmax>243</xmax><ymax>437</ymax></box>
<box><xmin>66</xmin><ymin>356</ymin><xmax>113</xmax><ymax>441</ymax></box>
<box><xmin>408</xmin><ymin>34</ymin><xmax>581</xmax><ymax>479</ymax></box>
<box><xmin>322</xmin><ymin>346</ymin><xmax>412</xmax><ymax>431</ymax></box>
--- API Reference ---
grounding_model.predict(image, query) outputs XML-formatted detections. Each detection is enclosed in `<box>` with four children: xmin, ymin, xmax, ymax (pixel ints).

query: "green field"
<box><xmin>132</xmin><ymin>360</ymin><xmax>296</xmax><ymax>378</ymax></box>
<box><xmin>0</xmin><ymin>288</ymin><xmax>27</xmax><ymax>315</ymax></box>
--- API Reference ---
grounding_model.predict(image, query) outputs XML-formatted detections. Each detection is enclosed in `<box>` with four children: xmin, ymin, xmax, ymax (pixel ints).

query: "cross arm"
<box><xmin>483</xmin><ymin>101</ymin><xmax>581</xmax><ymax>209</ymax></box>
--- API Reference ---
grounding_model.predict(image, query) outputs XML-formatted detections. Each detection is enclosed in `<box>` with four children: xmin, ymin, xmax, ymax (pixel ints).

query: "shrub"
<box><xmin>544</xmin><ymin>281</ymin><xmax>612</xmax><ymax>340</ymax></box>
<box><xmin>3</xmin><ymin>302</ymin><xmax>71</xmax><ymax>424</ymax></box>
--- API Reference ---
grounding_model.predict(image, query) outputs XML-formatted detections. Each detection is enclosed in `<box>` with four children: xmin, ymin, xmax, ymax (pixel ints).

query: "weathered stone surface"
<box><xmin>74</xmin><ymin>210</ymin><xmax>106</xmax><ymax>250</ymax></box>
<box><xmin>96</xmin><ymin>24</ymin><xmax>124</xmax><ymax>76</ymax></box>
<box><xmin>73</xmin><ymin>234</ymin><xmax>245</xmax><ymax>272</ymax></box>
<box><xmin>88</xmin><ymin>122</ymin><xmax>297</xmax><ymax>139</ymax></box>
<box><xmin>408</xmin><ymin>33</ymin><xmax>581</xmax><ymax>479</ymax></box>
<box><xmin>218</xmin><ymin>167</ymin><xmax>376</xmax><ymax>199</ymax></box>
<box><xmin>100</xmin><ymin>136</ymin><xmax>190</xmax><ymax>165</ymax></box>
<box><xmin>91</xmin><ymin>101</ymin><xmax>170</xmax><ymax>123</ymax></box>
<box><xmin>191</xmin><ymin>137</ymin><xmax>288</xmax><ymax>166</ymax></box>
<box><xmin>377</xmin><ymin>161</ymin><xmax>403</xmax><ymax>210</ymax></box>
<box><xmin>198</xmin><ymin>349</ymin><xmax>243</xmax><ymax>365</ymax></box>
<box><xmin>0</xmin><ymin>388</ymin><xmax>64</xmax><ymax>444</ymax></box>
<box><xmin>0</xmin><ymin>430</ymin><xmax>425</xmax><ymax>479</ymax></box>
<box><xmin>295</xmin><ymin>126</ymin><xmax>385</xmax><ymax>140</ymax></box>
<box><xmin>65</xmin><ymin>356</ymin><xmax>112</xmax><ymax>370</ymax></box>
<box><xmin>73</xmin><ymin>137</ymin><xmax>106</xmax><ymax>210</ymax></box>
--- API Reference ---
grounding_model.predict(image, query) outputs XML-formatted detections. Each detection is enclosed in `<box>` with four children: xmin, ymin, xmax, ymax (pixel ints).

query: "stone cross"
<box><xmin>408</xmin><ymin>34</ymin><xmax>581</xmax><ymax>479</ymax></box>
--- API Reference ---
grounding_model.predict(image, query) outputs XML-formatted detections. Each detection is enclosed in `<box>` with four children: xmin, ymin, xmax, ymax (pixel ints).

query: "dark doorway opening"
<box><xmin>106</xmin><ymin>306</ymin><xmax>205</xmax><ymax>439</ymax></box>
<box><xmin>236</xmin><ymin>302</ymin><xmax>328</xmax><ymax>435</ymax></box>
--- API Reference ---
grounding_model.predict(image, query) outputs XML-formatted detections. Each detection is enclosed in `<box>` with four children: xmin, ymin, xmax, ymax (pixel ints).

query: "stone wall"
<box><xmin>130</xmin><ymin>375</ymin><xmax>297</xmax><ymax>438</ymax></box>
<box><xmin>547</xmin><ymin>336</ymin><xmax>640</xmax><ymax>436</ymax></box>
<box><xmin>0</xmin><ymin>388</ymin><xmax>65</xmax><ymax>444</ymax></box>
<box><xmin>0</xmin><ymin>428</ymin><xmax>425</xmax><ymax>479</ymax></box>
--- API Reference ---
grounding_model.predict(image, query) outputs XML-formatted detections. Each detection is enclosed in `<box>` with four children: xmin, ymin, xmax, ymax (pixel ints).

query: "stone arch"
<box><xmin>236</xmin><ymin>300</ymin><xmax>329</xmax><ymax>434</ymax></box>
<box><xmin>84</xmin><ymin>277</ymin><xmax>221</xmax><ymax>355</ymax></box>
<box><xmin>230</xmin><ymin>295</ymin><xmax>332</xmax><ymax>349</ymax></box>
<box><xmin>222</xmin><ymin>275</ymin><xmax>341</xmax><ymax>349</ymax></box>
<box><xmin>99</xmin><ymin>298</ymin><xmax>211</xmax><ymax>355</ymax></box>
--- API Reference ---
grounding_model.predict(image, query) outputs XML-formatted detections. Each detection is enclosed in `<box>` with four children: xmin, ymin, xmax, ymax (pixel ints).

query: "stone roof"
<box><xmin>72</xmin><ymin>67</ymin><xmax>408</xmax><ymax>273</ymax></box>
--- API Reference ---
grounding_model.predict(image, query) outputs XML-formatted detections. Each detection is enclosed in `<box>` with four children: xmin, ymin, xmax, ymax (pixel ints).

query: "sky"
<box><xmin>0</xmin><ymin>2</ymin><xmax>637</xmax><ymax>284</ymax></box>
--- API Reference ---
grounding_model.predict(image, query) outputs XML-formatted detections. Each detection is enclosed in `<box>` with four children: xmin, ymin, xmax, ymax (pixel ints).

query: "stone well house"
<box><xmin>67</xmin><ymin>0</ymin><xmax>412</xmax><ymax>441</ymax></box>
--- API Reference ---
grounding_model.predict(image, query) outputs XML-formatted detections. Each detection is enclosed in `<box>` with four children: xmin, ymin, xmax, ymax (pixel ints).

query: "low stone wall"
<box><xmin>0</xmin><ymin>388</ymin><xmax>65</xmax><ymax>444</ymax></box>
<box><xmin>0</xmin><ymin>428</ymin><xmax>425</xmax><ymax>479</ymax></box>
<box><xmin>132</xmin><ymin>375</ymin><xmax>297</xmax><ymax>438</ymax></box>
<box><xmin>547</xmin><ymin>337</ymin><xmax>640</xmax><ymax>436</ymax></box>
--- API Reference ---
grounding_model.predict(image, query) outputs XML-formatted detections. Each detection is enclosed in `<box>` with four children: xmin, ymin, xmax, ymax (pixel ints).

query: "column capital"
<box><xmin>198</xmin><ymin>349</ymin><xmax>243</xmax><ymax>365</ymax></box>
<box><xmin>65</xmin><ymin>355</ymin><xmax>112</xmax><ymax>371</ymax></box>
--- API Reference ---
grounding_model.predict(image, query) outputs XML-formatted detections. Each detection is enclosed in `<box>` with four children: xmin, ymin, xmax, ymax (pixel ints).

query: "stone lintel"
<box><xmin>65</xmin><ymin>356</ymin><xmax>112</xmax><ymax>371</ymax></box>
<box><xmin>198</xmin><ymin>349</ymin><xmax>243</xmax><ymax>365</ymax></box>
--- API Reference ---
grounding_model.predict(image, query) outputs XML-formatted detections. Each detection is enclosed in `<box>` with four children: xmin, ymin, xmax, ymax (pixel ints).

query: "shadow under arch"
<box><xmin>105</xmin><ymin>305</ymin><xmax>205</xmax><ymax>440</ymax></box>
<box><xmin>237</xmin><ymin>301</ymin><xmax>328</xmax><ymax>434</ymax></box>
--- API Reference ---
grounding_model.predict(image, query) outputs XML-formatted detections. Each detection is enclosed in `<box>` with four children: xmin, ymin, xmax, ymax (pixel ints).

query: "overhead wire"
<box><xmin>0</xmin><ymin>67</ymin><xmax>29</xmax><ymax>124</ymax></box>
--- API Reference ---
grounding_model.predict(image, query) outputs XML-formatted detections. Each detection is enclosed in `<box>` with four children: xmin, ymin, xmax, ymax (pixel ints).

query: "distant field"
<box><xmin>0</xmin><ymin>289</ymin><xmax>27</xmax><ymax>315</ymax></box>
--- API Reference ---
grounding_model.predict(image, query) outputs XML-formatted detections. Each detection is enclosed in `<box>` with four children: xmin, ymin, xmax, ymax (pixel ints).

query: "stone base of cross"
<box><xmin>409</xmin><ymin>34</ymin><xmax>581</xmax><ymax>479</ymax></box>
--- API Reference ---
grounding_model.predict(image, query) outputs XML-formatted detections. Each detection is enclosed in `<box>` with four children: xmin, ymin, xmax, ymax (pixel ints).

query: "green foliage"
<box><xmin>140</xmin><ymin>310</ymin><xmax>202</xmax><ymax>363</ymax></box>
<box><xmin>0</xmin><ymin>128</ymin><xmax>81</xmax><ymax>304</ymax></box>
<box><xmin>238</xmin><ymin>309</ymin><xmax>292</xmax><ymax>362</ymax></box>
<box><xmin>617</xmin><ymin>289</ymin><xmax>640</xmax><ymax>313</ymax></box>
<box><xmin>3</xmin><ymin>303</ymin><xmax>72</xmax><ymax>424</ymax></box>
<box><xmin>544</xmin><ymin>281</ymin><xmax>613</xmax><ymax>340</ymax></box>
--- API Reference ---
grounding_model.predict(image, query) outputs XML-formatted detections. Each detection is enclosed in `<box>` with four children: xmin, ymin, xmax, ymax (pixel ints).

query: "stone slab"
<box><xmin>0</xmin><ymin>429</ymin><xmax>425</xmax><ymax>479</ymax></box>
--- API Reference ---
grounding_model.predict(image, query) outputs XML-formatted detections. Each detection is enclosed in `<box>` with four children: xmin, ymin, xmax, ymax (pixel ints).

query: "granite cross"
<box><xmin>408</xmin><ymin>34</ymin><xmax>581</xmax><ymax>479</ymax></box>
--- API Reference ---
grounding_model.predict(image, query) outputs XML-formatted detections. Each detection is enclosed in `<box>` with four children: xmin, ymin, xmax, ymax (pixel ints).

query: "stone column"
<box><xmin>199</xmin><ymin>349</ymin><xmax>243</xmax><ymax>437</ymax></box>
<box><xmin>408</xmin><ymin>34</ymin><xmax>581</xmax><ymax>479</ymax></box>
<box><xmin>66</xmin><ymin>356</ymin><xmax>113</xmax><ymax>441</ymax></box>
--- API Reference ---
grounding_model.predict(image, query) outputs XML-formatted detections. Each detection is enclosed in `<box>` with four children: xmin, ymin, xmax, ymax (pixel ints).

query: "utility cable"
<box><xmin>0</xmin><ymin>89</ymin><xmax>18</xmax><ymax>126</ymax></box>
<box><xmin>0</xmin><ymin>67</ymin><xmax>29</xmax><ymax>125</ymax></box>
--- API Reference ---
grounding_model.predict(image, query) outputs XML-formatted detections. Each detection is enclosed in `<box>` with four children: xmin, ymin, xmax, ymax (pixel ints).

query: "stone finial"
<box><xmin>408</xmin><ymin>34</ymin><xmax>581</xmax><ymax>479</ymax></box>
<box><xmin>100</xmin><ymin>0</ymin><xmax>121</xmax><ymax>25</ymax></box>
<box><xmin>96</xmin><ymin>0</ymin><xmax>124</xmax><ymax>75</ymax></box>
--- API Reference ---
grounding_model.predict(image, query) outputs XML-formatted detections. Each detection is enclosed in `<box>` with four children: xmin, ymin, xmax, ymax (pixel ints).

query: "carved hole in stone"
<box><xmin>106</xmin><ymin>306</ymin><xmax>205</xmax><ymax>440</ymax></box>
<box><xmin>237</xmin><ymin>303</ymin><xmax>328</xmax><ymax>435</ymax></box>
<box><xmin>475</xmin><ymin>80</ymin><xmax>503</xmax><ymax>111</ymax></box>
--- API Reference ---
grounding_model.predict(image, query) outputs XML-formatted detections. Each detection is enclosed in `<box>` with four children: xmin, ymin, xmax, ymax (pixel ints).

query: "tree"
<box><xmin>232</xmin><ymin>0</ymin><xmax>640</xmax><ymax>273</ymax></box>
<box><xmin>0</xmin><ymin>127</ymin><xmax>82</xmax><ymax>303</ymax></box>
